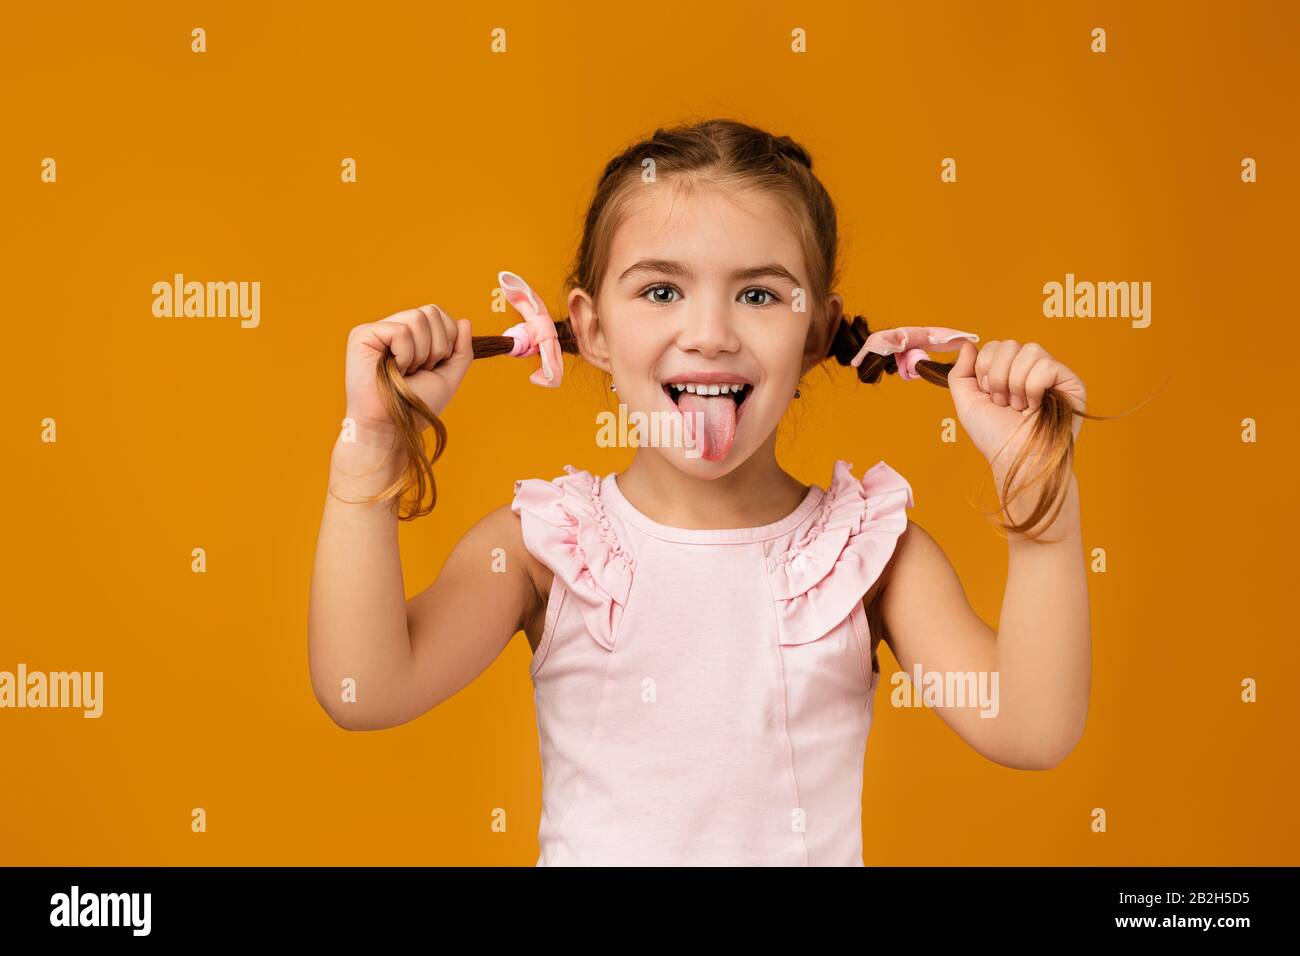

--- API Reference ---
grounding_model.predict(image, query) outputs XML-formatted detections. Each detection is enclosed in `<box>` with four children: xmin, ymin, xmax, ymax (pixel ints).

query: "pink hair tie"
<box><xmin>850</xmin><ymin>325</ymin><xmax>980</xmax><ymax>380</ymax></box>
<box><xmin>498</xmin><ymin>270</ymin><xmax>563</xmax><ymax>388</ymax></box>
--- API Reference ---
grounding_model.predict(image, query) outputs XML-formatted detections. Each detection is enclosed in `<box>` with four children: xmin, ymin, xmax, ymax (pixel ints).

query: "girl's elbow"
<box><xmin>1027</xmin><ymin>717</ymin><xmax>1087</xmax><ymax>770</ymax></box>
<box><xmin>1025</xmin><ymin>743</ymin><xmax>1074</xmax><ymax>770</ymax></box>
<box><xmin>310</xmin><ymin>672</ymin><xmax>375</xmax><ymax>731</ymax></box>
<box><xmin>318</xmin><ymin>700</ymin><xmax>392</xmax><ymax>732</ymax></box>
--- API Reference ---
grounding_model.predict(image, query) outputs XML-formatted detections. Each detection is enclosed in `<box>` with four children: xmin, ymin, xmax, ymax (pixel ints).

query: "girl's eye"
<box><xmin>640</xmin><ymin>284</ymin><xmax>782</xmax><ymax>306</ymax></box>
<box><xmin>741</xmin><ymin>287</ymin><xmax>780</xmax><ymax>306</ymax></box>
<box><xmin>643</xmin><ymin>284</ymin><xmax>680</xmax><ymax>305</ymax></box>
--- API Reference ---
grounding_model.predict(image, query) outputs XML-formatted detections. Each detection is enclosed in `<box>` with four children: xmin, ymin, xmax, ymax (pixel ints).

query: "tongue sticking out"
<box><xmin>678</xmin><ymin>392</ymin><xmax>738</xmax><ymax>462</ymax></box>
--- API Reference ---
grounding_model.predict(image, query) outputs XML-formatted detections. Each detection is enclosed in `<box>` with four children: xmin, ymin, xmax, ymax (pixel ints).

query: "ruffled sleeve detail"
<box><xmin>767</xmin><ymin>460</ymin><xmax>914</xmax><ymax>645</ymax></box>
<box><xmin>510</xmin><ymin>466</ymin><xmax>635</xmax><ymax>652</ymax></box>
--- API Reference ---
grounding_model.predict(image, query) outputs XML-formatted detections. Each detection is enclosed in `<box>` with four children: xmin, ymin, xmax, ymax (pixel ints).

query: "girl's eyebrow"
<box><xmin>618</xmin><ymin>258</ymin><xmax>800</xmax><ymax>286</ymax></box>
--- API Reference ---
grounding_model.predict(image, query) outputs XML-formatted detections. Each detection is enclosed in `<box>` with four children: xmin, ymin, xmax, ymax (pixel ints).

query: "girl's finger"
<box><xmin>418</xmin><ymin>305</ymin><xmax>448</xmax><ymax>370</ymax></box>
<box><xmin>986</xmin><ymin>339</ymin><xmax>1020</xmax><ymax>406</ymax></box>
<box><xmin>1006</xmin><ymin>343</ymin><xmax>1045</xmax><ymax>411</ymax></box>
<box><xmin>423</xmin><ymin>304</ymin><xmax>456</xmax><ymax>370</ymax></box>
<box><xmin>370</xmin><ymin>306</ymin><xmax>437</xmax><ymax>371</ymax></box>
<box><xmin>1023</xmin><ymin>358</ymin><xmax>1059</xmax><ymax>413</ymax></box>
<box><xmin>1056</xmin><ymin>363</ymin><xmax>1087</xmax><ymax>414</ymax></box>
<box><xmin>374</xmin><ymin>319</ymin><xmax>418</xmax><ymax>373</ymax></box>
<box><xmin>404</xmin><ymin>307</ymin><xmax>433</xmax><ymax>373</ymax></box>
<box><xmin>974</xmin><ymin>340</ymin><xmax>999</xmax><ymax>392</ymax></box>
<box><xmin>436</xmin><ymin>317</ymin><xmax>476</xmax><ymax>389</ymax></box>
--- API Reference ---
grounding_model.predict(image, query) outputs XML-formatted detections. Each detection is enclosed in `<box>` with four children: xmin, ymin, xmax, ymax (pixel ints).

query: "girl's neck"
<box><xmin>613</xmin><ymin>434</ymin><xmax>810</xmax><ymax>531</ymax></box>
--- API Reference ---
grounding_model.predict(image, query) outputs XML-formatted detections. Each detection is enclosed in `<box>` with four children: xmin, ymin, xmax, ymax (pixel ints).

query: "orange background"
<box><xmin>2</xmin><ymin>0</ymin><xmax>1296</xmax><ymax>865</ymax></box>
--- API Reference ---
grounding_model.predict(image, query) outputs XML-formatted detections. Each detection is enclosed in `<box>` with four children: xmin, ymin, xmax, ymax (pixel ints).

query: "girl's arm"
<box><xmin>309</xmin><ymin>305</ymin><xmax>542</xmax><ymax>732</ymax></box>
<box><xmin>308</xmin><ymin>421</ymin><xmax>542</xmax><ymax>731</ymax></box>
<box><xmin>872</xmin><ymin>339</ymin><xmax>1092</xmax><ymax>770</ymax></box>
<box><xmin>874</xmin><ymin>471</ymin><xmax>1089</xmax><ymax>770</ymax></box>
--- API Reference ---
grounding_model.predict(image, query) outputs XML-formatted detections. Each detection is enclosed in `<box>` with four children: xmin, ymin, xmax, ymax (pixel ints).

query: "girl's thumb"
<box><xmin>445</xmin><ymin>319</ymin><xmax>475</xmax><ymax>377</ymax></box>
<box><xmin>428</xmin><ymin>318</ymin><xmax>475</xmax><ymax>401</ymax></box>
<box><xmin>946</xmin><ymin>340</ymin><xmax>981</xmax><ymax>398</ymax></box>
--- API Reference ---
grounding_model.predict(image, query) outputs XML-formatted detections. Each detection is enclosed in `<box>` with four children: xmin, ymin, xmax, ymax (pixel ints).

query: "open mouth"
<box><xmin>660</xmin><ymin>381</ymin><xmax>754</xmax><ymax>461</ymax></box>
<box><xmin>662</xmin><ymin>381</ymin><xmax>753</xmax><ymax>411</ymax></box>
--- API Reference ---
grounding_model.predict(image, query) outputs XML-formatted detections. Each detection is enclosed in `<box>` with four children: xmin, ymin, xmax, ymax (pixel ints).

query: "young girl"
<box><xmin>308</xmin><ymin>119</ymin><xmax>1094</xmax><ymax>866</ymax></box>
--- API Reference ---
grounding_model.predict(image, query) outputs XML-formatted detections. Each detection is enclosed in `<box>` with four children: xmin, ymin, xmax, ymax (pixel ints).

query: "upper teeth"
<box><xmin>670</xmin><ymin>383</ymin><xmax>746</xmax><ymax>395</ymax></box>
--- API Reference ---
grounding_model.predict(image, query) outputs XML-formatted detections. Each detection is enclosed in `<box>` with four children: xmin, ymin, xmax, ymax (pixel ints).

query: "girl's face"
<box><xmin>571</xmin><ymin>181</ymin><xmax>841</xmax><ymax>475</ymax></box>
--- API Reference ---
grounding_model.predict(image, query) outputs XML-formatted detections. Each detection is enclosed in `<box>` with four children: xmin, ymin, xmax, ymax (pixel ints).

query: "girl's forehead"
<box><xmin>607</xmin><ymin>185</ymin><xmax>808</xmax><ymax>279</ymax></box>
<box><xmin>616</xmin><ymin>180</ymin><xmax>792</xmax><ymax>236</ymax></box>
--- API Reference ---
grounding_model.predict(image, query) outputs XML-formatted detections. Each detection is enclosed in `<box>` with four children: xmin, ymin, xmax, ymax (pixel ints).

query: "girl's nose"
<box><xmin>675</xmin><ymin>301</ymin><xmax>741</xmax><ymax>357</ymax></box>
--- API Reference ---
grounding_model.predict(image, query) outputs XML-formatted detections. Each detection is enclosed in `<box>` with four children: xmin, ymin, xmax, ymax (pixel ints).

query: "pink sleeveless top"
<box><xmin>510</xmin><ymin>459</ymin><xmax>914</xmax><ymax>866</ymax></box>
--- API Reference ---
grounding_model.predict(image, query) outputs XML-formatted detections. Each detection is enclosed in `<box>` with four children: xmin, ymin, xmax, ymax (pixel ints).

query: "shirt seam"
<box><xmin>529</xmin><ymin>574</ymin><xmax>566</xmax><ymax>681</ymax></box>
<box><xmin>761</xmin><ymin>541</ymin><xmax>811</xmax><ymax>866</ymax></box>
<box><xmin>850</xmin><ymin>598</ymin><xmax>872</xmax><ymax>689</ymax></box>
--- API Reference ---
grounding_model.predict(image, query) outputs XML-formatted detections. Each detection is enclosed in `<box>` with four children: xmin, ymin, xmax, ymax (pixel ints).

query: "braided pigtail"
<box><xmin>828</xmin><ymin>315</ymin><xmax>1110</xmax><ymax>539</ymax></box>
<box><xmin>362</xmin><ymin>320</ymin><xmax>581</xmax><ymax>521</ymax></box>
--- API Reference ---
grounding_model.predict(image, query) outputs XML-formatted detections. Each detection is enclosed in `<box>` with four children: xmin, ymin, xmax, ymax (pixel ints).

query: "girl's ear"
<box><xmin>568</xmin><ymin>286</ymin><xmax>610</xmax><ymax>371</ymax></box>
<box><xmin>825</xmin><ymin>291</ymin><xmax>844</xmax><ymax>328</ymax></box>
<box><xmin>805</xmin><ymin>291</ymin><xmax>845</xmax><ymax>368</ymax></box>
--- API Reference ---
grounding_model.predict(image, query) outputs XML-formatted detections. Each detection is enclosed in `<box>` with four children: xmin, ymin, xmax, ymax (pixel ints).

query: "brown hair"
<box><xmin>364</xmin><ymin>118</ymin><xmax>1111</xmax><ymax>536</ymax></box>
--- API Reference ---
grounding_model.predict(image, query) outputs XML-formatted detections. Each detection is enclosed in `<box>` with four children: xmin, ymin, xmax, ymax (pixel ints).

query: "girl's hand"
<box><xmin>947</xmin><ymin>339</ymin><xmax>1087</xmax><ymax>468</ymax></box>
<box><xmin>343</xmin><ymin>305</ymin><xmax>474</xmax><ymax>431</ymax></box>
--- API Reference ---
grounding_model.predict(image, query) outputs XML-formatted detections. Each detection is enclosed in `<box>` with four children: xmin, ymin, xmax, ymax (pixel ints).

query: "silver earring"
<box><xmin>610</xmin><ymin>382</ymin><xmax>617</xmax><ymax>393</ymax></box>
<box><xmin>794</xmin><ymin>387</ymin><xmax>801</xmax><ymax>398</ymax></box>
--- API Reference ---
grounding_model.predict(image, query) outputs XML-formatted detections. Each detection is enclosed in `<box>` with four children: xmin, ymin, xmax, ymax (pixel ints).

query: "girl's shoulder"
<box><xmin>464</xmin><ymin>499</ymin><xmax>552</xmax><ymax>600</ymax></box>
<box><xmin>785</xmin><ymin>459</ymin><xmax>915</xmax><ymax>554</ymax></box>
<box><xmin>822</xmin><ymin>459</ymin><xmax>914</xmax><ymax>507</ymax></box>
<box><xmin>509</xmin><ymin>464</ymin><xmax>607</xmax><ymax>539</ymax></box>
<box><xmin>509</xmin><ymin>465</ymin><xmax>634</xmax><ymax>653</ymax></box>
<box><xmin>766</xmin><ymin>459</ymin><xmax>916</xmax><ymax>644</ymax></box>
